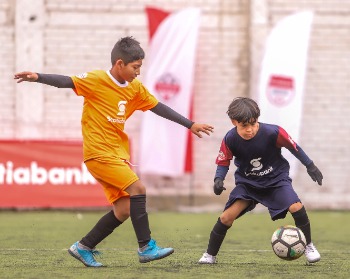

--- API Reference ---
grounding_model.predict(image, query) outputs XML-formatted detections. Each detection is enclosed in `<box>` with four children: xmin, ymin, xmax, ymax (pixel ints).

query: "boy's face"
<box><xmin>231</xmin><ymin>119</ymin><xmax>259</xmax><ymax>140</ymax></box>
<box><xmin>113</xmin><ymin>59</ymin><xmax>142</xmax><ymax>83</ymax></box>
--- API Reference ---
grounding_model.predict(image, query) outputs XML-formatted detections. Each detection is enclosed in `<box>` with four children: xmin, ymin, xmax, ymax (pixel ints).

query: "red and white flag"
<box><xmin>258</xmin><ymin>11</ymin><xmax>313</xmax><ymax>177</ymax></box>
<box><xmin>139</xmin><ymin>7</ymin><xmax>201</xmax><ymax>177</ymax></box>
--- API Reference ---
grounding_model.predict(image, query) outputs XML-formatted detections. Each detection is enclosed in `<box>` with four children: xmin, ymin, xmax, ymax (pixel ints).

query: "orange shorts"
<box><xmin>85</xmin><ymin>158</ymin><xmax>139</xmax><ymax>204</ymax></box>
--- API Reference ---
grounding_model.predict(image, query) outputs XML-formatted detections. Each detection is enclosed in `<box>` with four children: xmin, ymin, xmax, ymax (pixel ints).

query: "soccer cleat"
<box><xmin>304</xmin><ymin>242</ymin><xmax>321</xmax><ymax>263</ymax></box>
<box><xmin>198</xmin><ymin>252</ymin><xmax>217</xmax><ymax>264</ymax></box>
<box><xmin>138</xmin><ymin>239</ymin><xmax>174</xmax><ymax>263</ymax></box>
<box><xmin>68</xmin><ymin>241</ymin><xmax>103</xmax><ymax>267</ymax></box>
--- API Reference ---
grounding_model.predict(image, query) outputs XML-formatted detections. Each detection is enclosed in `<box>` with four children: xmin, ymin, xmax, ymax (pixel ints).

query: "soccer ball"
<box><xmin>271</xmin><ymin>225</ymin><xmax>306</xmax><ymax>260</ymax></box>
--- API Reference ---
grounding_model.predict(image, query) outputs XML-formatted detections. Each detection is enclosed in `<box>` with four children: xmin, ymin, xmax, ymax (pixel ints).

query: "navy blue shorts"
<box><xmin>224</xmin><ymin>181</ymin><xmax>301</xmax><ymax>221</ymax></box>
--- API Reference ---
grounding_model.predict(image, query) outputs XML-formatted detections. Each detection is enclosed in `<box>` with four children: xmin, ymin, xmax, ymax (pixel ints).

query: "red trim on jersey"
<box><xmin>216</xmin><ymin>140</ymin><xmax>233</xmax><ymax>166</ymax></box>
<box><xmin>276</xmin><ymin>126</ymin><xmax>298</xmax><ymax>151</ymax></box>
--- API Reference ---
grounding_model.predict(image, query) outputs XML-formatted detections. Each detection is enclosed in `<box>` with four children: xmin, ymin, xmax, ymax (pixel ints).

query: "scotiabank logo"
<box><xmin>0</xmin><ymin>161</ymin><xmax>97</xmax><ymax>185</ymax></box>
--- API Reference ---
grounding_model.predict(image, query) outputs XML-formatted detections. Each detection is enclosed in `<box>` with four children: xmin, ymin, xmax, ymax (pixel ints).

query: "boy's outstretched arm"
<box><xmin>14</xmin><ymin>71</ymin><xmax>74</xmax><ymax>88</ymax></box>
<box><xmin>150</xmin><ymin>102</ymin><xmax>213</xmax><ymax>138</ymax></box>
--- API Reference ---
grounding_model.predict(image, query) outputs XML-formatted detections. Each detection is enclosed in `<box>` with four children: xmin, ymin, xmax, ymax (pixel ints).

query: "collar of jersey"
<box><xmin>106</xmin><ymin>70</ymin><xmax>129</xmax><ymax>87</ymax></box>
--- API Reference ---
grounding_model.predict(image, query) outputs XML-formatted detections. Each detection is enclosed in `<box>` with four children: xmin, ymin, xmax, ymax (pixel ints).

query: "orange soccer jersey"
<box><xmin>71</xmin><ymin>70</ymin><xmax>158</xmax><ymax>162</ymax></box>
<box><xmin>71</xmin><ymin>70</ymin><xmax>158</xmax><ymax>203</ymax></box>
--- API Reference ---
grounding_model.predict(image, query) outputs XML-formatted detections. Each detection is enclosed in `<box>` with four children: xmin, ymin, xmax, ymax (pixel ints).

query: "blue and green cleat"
<box><xmin>68</xmin><ymin>241</ymin><xmax>103</xmax><ymax>267</ymax></box>
<box><xmin>138</xmin><ymin>239</ymin><xmax>174</xmax><ymax>263</ymax></box>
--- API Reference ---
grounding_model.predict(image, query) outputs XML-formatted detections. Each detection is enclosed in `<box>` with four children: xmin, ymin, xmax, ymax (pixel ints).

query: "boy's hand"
<box><xmin>190</xmin><ymin>123</ymin><xmax>214</xmax><ymax>138</ymax></box>
<box><xmin>307</xmin><ymin>162</ymin><xmax>323</xmax><ymax>186</ymax></box>
<box><xmin>14</xmin><ymin>72</ymin><xmax>39</xmax><ymax>83</ymax></box>
<box><xmin>213</xmin><ymin>178</ymin><xmax>226</xmax><ymax>195</ymax></box>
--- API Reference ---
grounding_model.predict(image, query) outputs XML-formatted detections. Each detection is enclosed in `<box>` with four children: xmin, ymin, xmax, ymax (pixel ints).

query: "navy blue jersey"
<box><xmin>215</xmin><ymin>123</ymin><xmax>312</xmax><ymax>188</ymax></box>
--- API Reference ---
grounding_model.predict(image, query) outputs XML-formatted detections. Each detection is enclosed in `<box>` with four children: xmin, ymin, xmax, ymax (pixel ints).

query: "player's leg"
<box><xmin>126</xmin><ymin>179</ymin><xmax>174</xmax><ymax>263</ymax></box>
<box><xmin>68</xmin><ymin>201</ymin><xmax>127</xmax><ymax>267</ymax></box>
<box><xmin>289</xmin><ymin>202</ymin><xmax>320</xmax><ymax>263</ymax></box>
<box><xmin>289</xmin><ymin>202</ymin><xmax>310</xmax><ymax>243</ymax></box>
<box><xmin>199</xmin><ymin>199</ymin><xmax>251</xmax><ymax>264</ymax></box>
<box><xmin>78</xmin><ymin>197</ymin><xmax>129</xmax><ymax>247</ymax></box>
<box><xmin>268</xmin><ymin>184</ymin><xmax>320</xmax><ymax>263</ymax></box>
<box><xmin>68</xmin><ymin>159</ymin><xmax>130</xmax><ymax>267</ymax></box>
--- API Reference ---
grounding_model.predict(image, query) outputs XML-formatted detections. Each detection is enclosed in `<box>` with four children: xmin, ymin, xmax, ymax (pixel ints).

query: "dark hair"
<box><xmin>227</xmin><ymin>97</ymin><xmax>260</xmax><ymax>124</ymax></box>
<box><xmin>111</xmin><ymin>36</ymin><xmax>145</xmax><ymax>65</ymax></box>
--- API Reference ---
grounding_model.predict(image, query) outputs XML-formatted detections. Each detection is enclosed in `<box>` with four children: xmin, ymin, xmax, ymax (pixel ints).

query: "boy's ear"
<box><xmin>115</xmin><ymin>59</ymin><xmax>125</xmax><ymax>67</ymax></box>
<box><xmin>231</xmin><ymin>119</ymin><xmax>238</xmax><ymax>126</ymax></box>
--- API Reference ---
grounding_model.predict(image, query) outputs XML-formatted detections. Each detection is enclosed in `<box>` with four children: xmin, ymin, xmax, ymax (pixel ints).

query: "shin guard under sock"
<box><xmin>80</xmin><ymin>210</ymin><xmax>122</xmax><ymax>249</ymax></box>
<box><xmin>207</xmin><ymin>218</ymin><xmax>231</xmax><ymax>256</ymax></box>
<box><xmin>130</xmin><ymin>194</ymin><xmax>151</xmax><ymax>248</ymax></box>
<box><xmin>292</xmin><ymin>206</ymin><xmax>311</xmax><ymax>244</ymax></box>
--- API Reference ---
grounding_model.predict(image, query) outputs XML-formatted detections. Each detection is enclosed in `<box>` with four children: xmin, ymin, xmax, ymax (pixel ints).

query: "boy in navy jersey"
<box><xmin>198</xmin><ymin>97</ymin><xmax>323</xmax><ymax>264</ymax></box>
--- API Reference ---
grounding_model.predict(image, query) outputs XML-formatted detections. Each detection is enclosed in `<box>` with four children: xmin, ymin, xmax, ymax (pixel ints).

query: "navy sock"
<box><xmin>292</xmin><ymin>206</ymin><xmax>311</xmax><ymax>244</ymax></box>
<box><xmin>130</xmin><ymin>195</ymin><xmax>151</xmax><ymax>248</ymax></box>
<box><xmin>207</xmin><ymin>218</ymin><xmax>231</xmax><ymax>256</ymax></box>
<box><xmin>80</xmin><ymin>210</ymin><xmax>122</xmax><ymax>249</ymax></box>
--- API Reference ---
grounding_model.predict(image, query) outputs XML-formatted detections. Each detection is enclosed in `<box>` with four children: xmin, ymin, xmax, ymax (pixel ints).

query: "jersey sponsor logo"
<box><xmin>107</xmin><ymin>100</ymin><xmax>127</xmax><ymax>123</ymax></box>
<box><xmin>245</xmin><ymin>157</ymin><xmax>273</xmax><ymax>177</ymax></box>
<box><xmin>154</xmin><ymin>73</ymin><xmax>180</xmax><ymax>101</ymax></box>
<box><xmin>117</xmin><ymin>101</ymin><xmax>127</xmax><ymax>116</ymax></box>
<box><xmin>250</xmin><ymin>158</ymin><xmax>263</xmax><ymax>171</ymax></box>
<box><xmin>75</xmin><ymin>72</ymin><xmax>88</xmax><ymax>79</ymax></box>
<box><xmin>107</xmin><ymin>116</ymin><xmax>125</xmax><ymax>124</ymax></box>
<box><xmin>245</xmin><ymin>166</ymin><xmax>273</xmax><ymax>177</ymax></box>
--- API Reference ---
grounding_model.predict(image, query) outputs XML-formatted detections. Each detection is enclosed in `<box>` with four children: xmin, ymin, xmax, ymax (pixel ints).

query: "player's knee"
<box><xmin>126</xmin><ymin>180</ymin><xmax>146</xmax><ymax>195</ymax></box>
<box><xmin>219</xmin><ymin>214</ymin><xmax>235</xmax><ymax>227</ymax></box>
<box><xmin>113</xmin><ymin>204</ymin><xmax>130</xmax><ymax>221</ymax></box>
<box><xmin>116</xmin><ymin>210</ymin><xmax>130</xmax><ymax>222</ymax></box>
<box><xmin>288</xmin><ymin>202</ymin><xmax>303</xmax><ymax>213</ymax></box>
<box><xmin>112</xmin><ymin>197</ymin><xmax>130</xmax><ymax>222</ymax></box>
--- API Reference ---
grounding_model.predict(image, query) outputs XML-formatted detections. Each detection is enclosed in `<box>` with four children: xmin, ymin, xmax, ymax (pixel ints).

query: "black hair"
<box><xmin>226</xmin><ymin>97</ymin><xmax>260</xmax><ymax>124</ymax></box>
<box><xmin>110</xmin><ymin>36</ymin><xmax>145</xmax><ymax>65</ymax></box>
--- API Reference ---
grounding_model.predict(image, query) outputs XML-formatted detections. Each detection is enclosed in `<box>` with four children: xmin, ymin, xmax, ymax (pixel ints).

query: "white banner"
<box><xmin>139</xmin><ymin>8</ymin><xmax>201</xmax><ymax>176</ymax></box>
<box><xmin>258</xmin><ymin>11</ymin><xmax>313</xmax><ymax>177</ymax></box>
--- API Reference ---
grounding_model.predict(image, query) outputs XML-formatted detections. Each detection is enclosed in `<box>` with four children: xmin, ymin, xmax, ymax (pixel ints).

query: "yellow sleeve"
<box><xmin>131</xmin><ymin>79</ymin><xmax>159</xmax><ymax>111</ymax></box>
<box><xmin>71</xmin><ymin>71</ymin><xmax>99</xmax><ymax>97</ymax></box>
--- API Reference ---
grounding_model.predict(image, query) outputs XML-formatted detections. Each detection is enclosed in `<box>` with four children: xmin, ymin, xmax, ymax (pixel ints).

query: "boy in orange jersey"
<box><xmin>14</xmin><ymin>36</ymin><xmax>214</xmax><ymax>267</ymax></box>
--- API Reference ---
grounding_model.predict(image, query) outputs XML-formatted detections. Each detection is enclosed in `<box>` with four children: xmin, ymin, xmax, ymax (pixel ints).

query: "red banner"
<box><xmin>0</xmin><ymin>140</ymin><xmax>109</xmax><ymax>208</ymax></box>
